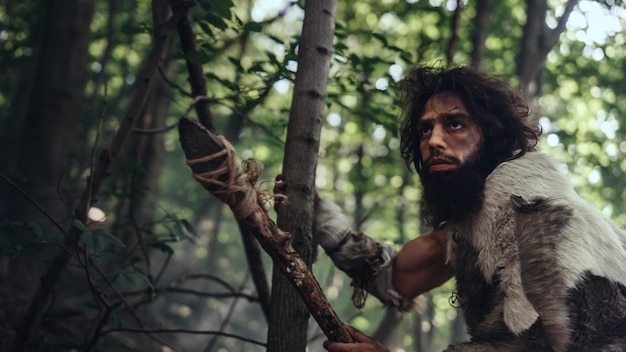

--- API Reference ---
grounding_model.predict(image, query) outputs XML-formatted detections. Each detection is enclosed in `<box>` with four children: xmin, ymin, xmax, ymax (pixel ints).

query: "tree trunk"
<box><xmin>516</xmin><ymin>0</ymin><xmax>578</xmax><ymax>96</ymax></box>
<box><xmin>470</xmin><ymin>0</ymin><xmax>495</xmax><ymax>66</ymax></box>
<box><xmin>413</xmin><ymin>313</ymin><xmax>424</xmax><ymax>352</ymax></box>
<box><xmin>0</xmin><ymin>0</ymin><xmax>94</xmax><ymax>348</ymax></box>
<box><xmin>446</xmin><ymin>0</ymin><xmax>463</xmax><ymax>66</ymax></box>
<box><xmin>516</xmin><ymin>0</ymin><xmax>549</xmax><ymax>96</ymax></box>
<box><xmin>372</xmin><ymin>307</ymin><xmax>404</xmax><ymax>344</ymax></box>
<box><xmin>268</xmin><ymin>0</ymin><xmax>337</xmax><ymax>350</ymax></box>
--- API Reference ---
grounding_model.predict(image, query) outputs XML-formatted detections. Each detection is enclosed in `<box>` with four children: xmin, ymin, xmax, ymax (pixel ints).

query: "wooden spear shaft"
<box><xmin>178</xmin><ymin>117</ymin><xmax>353</xmax><ymax>343</ymax></box>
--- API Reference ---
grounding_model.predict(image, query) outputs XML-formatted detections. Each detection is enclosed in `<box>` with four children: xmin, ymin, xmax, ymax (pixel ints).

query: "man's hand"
<box><xmin>273</xmin><ymin>174</ymin><xmax>351</xmax><ymax>250</ymax></box>
<box><xmin>323</xmin><ymin>324</ymin><xmax>390</xmax><ymax>352</ymax></box>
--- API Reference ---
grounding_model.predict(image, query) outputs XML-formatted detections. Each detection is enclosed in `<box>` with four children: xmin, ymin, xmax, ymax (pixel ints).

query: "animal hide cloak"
<box><xmin>446</xmin><ymin>152</ymin><xmax>626</xmax><ymax>352</ymax></box>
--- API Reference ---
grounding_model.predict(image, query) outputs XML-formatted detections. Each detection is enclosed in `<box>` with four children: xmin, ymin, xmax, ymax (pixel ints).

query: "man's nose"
<box><xmin>428</xmin><ymin>125</ymin><xmax>446</xmax><ymax>150</ymax></box>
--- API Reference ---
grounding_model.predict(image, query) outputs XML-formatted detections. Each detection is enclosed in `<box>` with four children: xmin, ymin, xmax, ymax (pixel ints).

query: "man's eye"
<box><xmin>450</xmin><ymin>121</ymin><xmax>464</xmax><ymax>129</ymax></box>
<box><xmin>418</xmin><ymin>127</ymin><xmax>432</xmax><ymax>137</ymax></box>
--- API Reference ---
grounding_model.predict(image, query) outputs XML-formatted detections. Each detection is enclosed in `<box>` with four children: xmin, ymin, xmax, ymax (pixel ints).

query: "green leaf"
<box><xmin>198</xmin><ymin>21</ymin><xmax>214</xmax><ymax>36</ymax></box>
<box><xmin>172</xmin><ymin>221</ymin><xmax>186</xmax><ymax>241</ymax></box>
<box><xmin>26</xmin><ymin>220</ymin><xmax>44</xmax><ymax>238</ymax></box>
<box><xmin>80</xmin><ymin>231</ymin><xmax>103</xmax><ymax>252</ymax></box>
<box><xmin>72</xmin><ymin>219</ymin><xmax>90</xmax><ymax>232</ymax></box>
<box><xmin>132</xmin><ymin>267</ymin><xmax>154</xmax><ymax>290</ymax></box>
<box><xmin>151</xmin><ymin>242</ymin><xmax>174</xmax><ymax>255</ymax></box>
<box><xmin>186</xmin><ymin>50</ymin><xmax>212</xmax><ymax>65</ymax></box>
<box><xmin>206</xmin><ymin>12</ymin><xmax>228</xmax><ymax>31</ymax></box>
<box><xmin>118</xmin><ymin>271</ymin><xmax>135</xmax><ymax>287</ymax></box>
<box><xmin>371</xmin><ymin>32</ymin><xmax>388</xmax><ymax>46</ymax></box>
<box><xmin>211</xmin><ymin>0</ymin><xmax>234</xmax><ymax>18</ymax></box>
<box><xmin>243</xmin><ymin>21</ymin><xmax>263</xmax><ymax>33</ymax></box>
<box><xmin>94</xmin><ymin>229</ymin><xmax>126</xmax><ymax>248</ymax></box>
<box><xmin>180</xmin><ymin>219</ymin><xmax>198</xmax><ymax>238</ymax></box>
<box><xmin>228</xmin><ymin>56</ymin><xmax>244</xmax><ymax>72</ymax></box>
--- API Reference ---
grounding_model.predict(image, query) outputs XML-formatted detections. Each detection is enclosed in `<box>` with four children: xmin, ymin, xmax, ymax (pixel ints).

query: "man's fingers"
<box><xmin>344</xmin><ymin>324</ymin><xmax>374</xmax><ymax>343</ymax></box>
<box><xmin>273</xmin><ymin>174</ymin><xmax>286</xmax><ymax>193</ymax></box>
<box><xmin>273</xmin><ymin>174</ymin><xmax>287</xmax><ymax>209</ymax></box>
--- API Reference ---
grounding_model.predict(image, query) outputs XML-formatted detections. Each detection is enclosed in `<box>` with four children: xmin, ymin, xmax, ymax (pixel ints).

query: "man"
<box><xmin>315</xmin><ymin>65</ymin><xmax>626</xmax><ymax>351</ymax></box>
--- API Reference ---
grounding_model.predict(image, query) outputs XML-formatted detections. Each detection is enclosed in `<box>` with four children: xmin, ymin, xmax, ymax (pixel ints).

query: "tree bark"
<box><xmin>268</xmin><ymin>0</ymin><xmax>337</xmax><ymax>350</ymax></box>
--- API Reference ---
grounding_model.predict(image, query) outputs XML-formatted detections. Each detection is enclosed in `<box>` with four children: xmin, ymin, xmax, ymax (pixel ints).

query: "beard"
<box><xmin>419</xmin><ymin>147</ymin><xmax>495</xmax><ymax>227</ymax></box>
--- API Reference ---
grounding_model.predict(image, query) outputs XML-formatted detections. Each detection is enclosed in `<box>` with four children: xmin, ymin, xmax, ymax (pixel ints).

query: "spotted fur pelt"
<box><xmin>445</xmin><ymin>152</ymin><xmax>626</xmax><ymax>352</ymax></box>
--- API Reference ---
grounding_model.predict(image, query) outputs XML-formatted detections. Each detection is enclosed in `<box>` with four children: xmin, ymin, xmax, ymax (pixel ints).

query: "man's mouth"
<box><xmin>428</xmin><ymin>157</ymin><xmax>457</xmax><ymax>172</ymax></box>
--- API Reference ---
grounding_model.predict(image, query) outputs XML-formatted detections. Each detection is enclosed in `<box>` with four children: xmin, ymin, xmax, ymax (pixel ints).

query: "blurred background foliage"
<box><xmin>1</xmin><ymin>0</ymin><xmax>625</xmax><ymax>351</ymax></box>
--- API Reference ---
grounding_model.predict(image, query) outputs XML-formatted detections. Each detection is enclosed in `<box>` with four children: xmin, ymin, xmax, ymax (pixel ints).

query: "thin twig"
<box><xmin>126</xmin><ymin>287</ymin><xmax>259</xmax><ymax>301</ymax></box>
<box><xmin>132</xmin><ymin>122</ymin><xmax>179</xmax><ymax>134</ymax></box>
<box><xmin>542</xmin><ymin>0</ymin><xmax>578</xmax><ymax>53</ymax></box>
<box><xmin>99</xmin><ymin>328</ymin><xmax>266</xmax><ymax>347</ymax></box>
<box><xmin>152</xmin><ymin>252</ymin><xmax>172</xmax><ymax>286</ymax></box>
<box><xmin>0</xmin><ymin>173</ymin><xmax>67</xmax><ymax>236</ymax></box>
<box><xmin>202</xmin><ymin>275</ymin><xmax>249</xmax><ymax>352</ymax></box>
<box><xmin>158</xmin><ymin>64</ymin><xmax>193</xmax><ymax>97</ymax></box>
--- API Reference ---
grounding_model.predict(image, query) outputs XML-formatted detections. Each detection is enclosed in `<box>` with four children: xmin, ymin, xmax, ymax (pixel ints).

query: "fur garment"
<box><xmin>446</xmin><ymin>152</ymin><xmax>626</xmax><ymax>351</ymax></box>
<box><xmin>314</xmin><ymin>197</ymin><xmax>415</xmax><ymax>310</ymax></box>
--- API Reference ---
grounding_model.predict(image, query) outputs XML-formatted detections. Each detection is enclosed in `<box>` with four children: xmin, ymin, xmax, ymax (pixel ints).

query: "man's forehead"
<box><xmin>419</xmin><ymin>93</ymin><xmax>470</xmax><ymax>121</ymax></box>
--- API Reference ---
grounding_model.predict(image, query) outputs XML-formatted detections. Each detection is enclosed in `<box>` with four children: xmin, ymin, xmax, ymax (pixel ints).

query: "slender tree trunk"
<box><xmin>516</xmin><ymin>0</ymin><xmax>549</xmax><ymax>96</ymax></box>
<box><xmin>268</xmin><ymin>0</ymin><xmax>337</xmax><ymax>350</ymax></box>
<box><xmin>424</xmin><ymin>293</ymin><xmax>435</xmax><ymax>352</ymax></box>
<box><xmin>372</xmin><ymin>307</ymin><xmax>403</xmax><ymax>344</ymax></box>
<box><xmin>113</xmin><ymin>34</ymin><xmax>176</xmax><ymax>246</ymax></box>
<box><xmin>10</xmin><ymin>0</ymin><xmax>94</xmax><ymax>220</ymax></box>
<box><xmin>470</xmin><ymin>0</ymin><xmax>495</xmax><ymax>66</ymax></box>
<box><xmin>446</xmin><ymin>0</ymin><xmax>463</xmax><ymax>66</ymax></box>
<box><xmin>354</xmin><ymin>143</ymin><xmax>366</xmax><ymax>227</ymax></box>
<box><xmin>413</xmin><ymin>313</ymin><xmax>424</xmax><ymax>352</ymax></box>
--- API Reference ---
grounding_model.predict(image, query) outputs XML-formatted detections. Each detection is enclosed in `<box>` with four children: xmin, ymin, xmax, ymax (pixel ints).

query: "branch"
<box><xmin>542</xmin><ymin>0</ymin><xmax>578</xmax><ymax>56</ymax></box>
<box><xmin>178</xmin><ymin>118</ymin><xmax>353</xmax><ymax>343</ymax></box>
<box><xmin>168</xmin><ymin>0</ymin><xmax>273</xmax><ymax>321</ymax></box>
<box><xmin>100</xmin><ymin>327</ymin><xmax>266</xmax><ymax>347</ymax></box>
<box><xmin>132</xmin><ymin>122</ymin><xmax>179</xmax><ymax>134</ymax></box>
<box><xmin>516</xmin><ymin>0</ymin><xmax>578</xmax><ymax>93</ymax></box>
<box><xmin>0</xmin><ymin>173</ymin><xmax>67</xmax><ymax>236</ymax></box>
<box><xmin>169</xmin><ymin>0</ymin><xmax>214</xmax><ymax>131</ymax></box>
<box><xmin>202</xmin><ymin>276</ymin><xmax>249</xmax><ymax>352</ymax></box>
<box><xmin>128</xmin><ymin>287</ymin><xmax>259</xmax><ymax>302</ymax></box>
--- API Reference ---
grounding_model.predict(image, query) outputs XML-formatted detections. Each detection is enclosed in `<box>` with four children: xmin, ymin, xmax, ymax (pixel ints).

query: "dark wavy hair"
<box><xmin>399</xmin><ymin>65</ymin><xmax>541</xmax><ymax>175</ymax></box>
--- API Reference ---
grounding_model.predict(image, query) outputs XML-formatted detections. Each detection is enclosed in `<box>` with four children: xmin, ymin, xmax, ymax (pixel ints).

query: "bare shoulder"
<box><xmin>398</xmin><ymin>228</ymin><xmax>451</xmax><ymax>260</ymax></box>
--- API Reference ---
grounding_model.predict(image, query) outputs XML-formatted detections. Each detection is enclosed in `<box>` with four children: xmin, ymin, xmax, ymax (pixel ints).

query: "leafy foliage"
<box><xmin>1</xmin><ymin>0</ymin><xmax>626</xmax><ymax>351</ymax></box>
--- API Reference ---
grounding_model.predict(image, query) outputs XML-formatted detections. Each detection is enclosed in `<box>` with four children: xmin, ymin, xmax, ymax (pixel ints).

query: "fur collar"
<box><xmin>447</xmin><ymin>151</ymin><xmax>626</xmax><ymax>335</ymax></box>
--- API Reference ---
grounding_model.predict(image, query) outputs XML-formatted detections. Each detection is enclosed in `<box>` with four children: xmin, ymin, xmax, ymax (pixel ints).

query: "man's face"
<box><xmin>417</xmin><ymin>92</ymin><xmax>482</xmax><ymax>173</ymax></box>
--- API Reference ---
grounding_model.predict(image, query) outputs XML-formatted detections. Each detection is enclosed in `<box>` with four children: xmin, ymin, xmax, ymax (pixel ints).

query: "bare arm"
<box><xmin>303</xmin><ymin>193</ymin><xmax>454</xmax><ymax>308</ymax></box>
<box><xmin>394</xmin><ymin>229</ymin><xmax>454</xmax><ymax>299</ymax></box>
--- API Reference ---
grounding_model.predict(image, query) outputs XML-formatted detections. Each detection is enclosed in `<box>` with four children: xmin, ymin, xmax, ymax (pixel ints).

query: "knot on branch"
<box><xmin>185</xmin><ymin>136</ymin><xmax>267</xmax><ymax>220</ymax></box>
